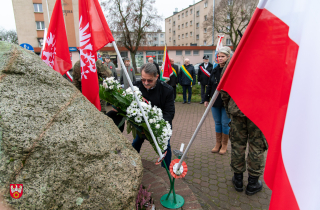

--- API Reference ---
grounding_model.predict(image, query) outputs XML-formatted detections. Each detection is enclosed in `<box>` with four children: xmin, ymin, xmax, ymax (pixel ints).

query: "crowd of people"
<box><xmin>70</xmin><ymin>47</ymin><xmax>267</xmax><ymax>196</ymax></box>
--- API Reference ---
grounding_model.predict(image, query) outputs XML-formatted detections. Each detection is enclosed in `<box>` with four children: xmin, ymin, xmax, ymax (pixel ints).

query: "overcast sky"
<box><xmin>0</xmin><ymin>0</ymin><xmax>201</xmax><ymax>31</ymax></box>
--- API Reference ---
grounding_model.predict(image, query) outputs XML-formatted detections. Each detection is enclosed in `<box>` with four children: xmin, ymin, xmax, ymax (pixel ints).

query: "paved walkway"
<box><xmin>117</xmin><ymin>102</ymin><xmax>271</xmax><ymax>210</ymax></box>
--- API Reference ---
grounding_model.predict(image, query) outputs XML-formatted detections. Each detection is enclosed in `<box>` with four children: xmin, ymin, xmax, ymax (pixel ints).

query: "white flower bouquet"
<box><xmin>99</xmin><ymin>77</ymin><xmax>171</xmax><ymax>152</ymax></box>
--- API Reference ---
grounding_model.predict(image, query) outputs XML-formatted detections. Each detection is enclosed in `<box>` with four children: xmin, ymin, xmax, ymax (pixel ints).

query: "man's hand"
<box><xmin>204</xmin><ymin>101</ymin><xmax>209</xmax><ymax>107</ymax></box>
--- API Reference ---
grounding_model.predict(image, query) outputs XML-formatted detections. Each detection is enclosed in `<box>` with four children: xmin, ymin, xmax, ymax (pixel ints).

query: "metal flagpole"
<box><xmin>112</xmin><ymin>41</ymin><xmax>164</xmax><ymax>160</ymax></box>
<box><xmin>41</xmin><ymin>0</ymin><xmax>51</xmax><ymax>57</ymax></box>
<box><xmin>175</xmin><ymin>90</ymin><xmax>220</xmax><ymax>173</ymax></box>
<box><xmin>212</xmin><ymin>0</ymin><xmax>215</xmax><ymax>45</ymax></box>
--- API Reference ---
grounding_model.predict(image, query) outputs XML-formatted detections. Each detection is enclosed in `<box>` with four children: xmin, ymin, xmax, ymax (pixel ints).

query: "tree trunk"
<box><xmin>130</xmin><ymin>51</ymin><xmax>139</xmax><ymax>74</ymax></box>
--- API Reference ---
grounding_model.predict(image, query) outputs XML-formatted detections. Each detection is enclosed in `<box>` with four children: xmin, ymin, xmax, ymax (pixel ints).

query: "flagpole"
<box><xmin>112</xmin><ymin>41</ymin><xmax>164</xmax><ymax>160</ymax></box>
<box><xmin>175</xmin><ymin>90</ymin><xmax>220</xmax><ymax>173</ymax></box>
<box><xmin>46</xmin><ymin>0</ymin><xmax>50</xmax><ymax>23</ymax></box>
<box><xmin>41</xmin><ymin>0</ymin><xmax>51</xmax><ymax>58</ymax></box>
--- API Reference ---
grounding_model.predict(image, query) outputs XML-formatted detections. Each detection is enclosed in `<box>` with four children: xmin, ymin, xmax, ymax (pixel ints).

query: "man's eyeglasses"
<box><xmin>141</xmin><ymin>78</ymin><xmax>155</xmax><ymax>83</ymax></box>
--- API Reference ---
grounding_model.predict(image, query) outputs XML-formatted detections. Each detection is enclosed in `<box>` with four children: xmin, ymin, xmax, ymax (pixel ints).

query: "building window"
<box><xmin>185</xmin><ymin>50</ymin><xmax>191</xmax><ymax>55</ymax></box>
<box><xmin>33</xmin><ymin>4</ymin><xmax>43</xmax><ymax>12</ymax></box>
<box><xmin>154</xmin><ymin>37</ymin><xmax>157</xmax><ymax>41</ymax></box>
<box><xmin>194</xmin><ymin>50</ymin><xmax>199</xmax><ymax>55</ymax></box>
<box><xmin>182</xmin><ymin>34</ymin><xmax>184</xmax><ymax>39</ymax></box>
<box><xmin>186</xmin><ymin>11</ymin><xmax>188</xmax><ymax>16</ymax></box>
<box><xmin>186</xmin><ymin>33</ymin><xmax>188</xmax><ymax>38</ymax></box>
<box><xmin>154</xmin><ymin>33</ymin><xmax>158</xmax><ymax>37</ymax></box>
<box><xmin>176</xmin><ymin>50</ymin><xmax>182</xmax><ymax>55</ymax></box>
<box><xmin>226</xmin><ymin>25</ymin><xmax>230</xmax><ymax>32</ymax></box>
<box><xmin>196</xmin><ymin>34</ymin><xmax>199</xmax><ymax>40</ymax></box>
<box><xmin>149</xmin><ymin>41</ymin><xmax>152</xmax><ymax>45</ymax></box>
<box><xmin>178</xmin><ymin>35</ymin><xmax>180</xmax><ymax>40</ymax></box>
<box><xmin>160</xmin><ymin>34</ymin><xmax>164</xmax><ymax>38</ymax></box>
<box><xmin>204</xmin><ymin>15</ymin><xmax>207</xmax><ymax>21</ymax></box>
<box><xmin>143</xmin><ymin>41</ymin><xmax>146</xmax><ymax>45</ymax></box>
<box><xmin>190</xmin><ymin>9</ymin><xmax>193</xmax><ymax>14</ymax></box>
<box><xmin>190</xmin><ymin>32</ymin><xmax>193</xmax><ymax>36</ymax></box>
<box><xmin>169</xmin><ymin>19</ymin><xmax>171</xmax><ymax>24</ymax></box>
<box><xmin>196</xmin><ymin>11</ymin><xmax>199</xmax><ymax>17</ymax></box>
<box><xmin>173</xmin><ymin>21</ymin><xmax>175</xmax><ymax>26</ymax></box>
<box><xmin>178</xmin><ymin>25</ymin><xmax>180</xmax><ymax>30</ymax></box>
<box><xmin>148</xmin><ymin>34</ymin><xmax>152</xmax><ymax>37</ymax></box>
<box><xmin>186</xmin><ymin>22</ymin><xmax>188</xmax><ymax>27</ymax></box>
<box><xmin>161</xmin><ymin>41</ymin><xmax>164</xmax><ymax>45</ymax></box>
<box><xmin>204</xmin><ymin>1</ymin><xmax>208</xmax><ymax>8</ymax></box>
<box><xmin>196</xmin><ymin>23</ymin><xmax>199</xmax><ymax>28</ymax></box>
<box><xmin>169</xmin><ymin>37</ymin><xmax>171</xmax><ymax>42</ymax></box>
<box><xmin>226</xmin><ymin>38</ymin><xmax>232</xmax><ymax>45</ymax></box>
<box><xmin>182</xmin><ymin>13</ymin><xmax>184</xmax><ymax>18</ymax></box>
<box><xmin>37</xmin><ymin>38</ymin><xmax>44</xmax><ymax>47</ymax></box>
<box><xmin>36</xmin><ymin>21</ymin><xmax>45</xmax><ymax>30</ymax></box>
<box><xmin>174</xmin><ymin>40</ymin><xmax>176</xmax><ymax>45</ymax></box>
<box><xmin>178</xmin><ymin>15</ymin><xmax>180</xmax><ymax>20</ymax></box>
<box><xmin>182</xmin><ymin>44</ymin><xmax>184</xmax><ymax>46</ymax></box>
<box><xmin>204</xmin><ymin>41</ymin><xmax>207</xmax><ymax>45</ymax></box>
<box><xmin>204</xmin><ymin>28</ymin><xmax>207</xmax><ymax>33</ymax></box>
<box><xmin>227</xmin><ymin>13</ymin><xmax>230</xmax><ymax>19</ymax></box>
<box><xmin>190</xmin><ymin>21</ymin><xmax>193</xmax><ymax>26</ymax></box>
<box><xmin>186</xmin><ymin>43</ymin><xmax>188</xmax><ymax>46</ymax></box>
<box><xmin>173</xmin><ymin>31</ymin><xmax>175</xmax><ymax>35</ymax></box>
<box><xmin>182</xmin><ymin>24</ymin><xmax>184</xmax><ymax>28</ymax></box>
<box><xmin>169</xmin><ymin>29</ymin><xmax>171</xmax><ymax>33</ymax></box>
<box><xmin>228</xmin><ymin>0</ymin><xmax>233</xmax><ymax>5</ymax></box>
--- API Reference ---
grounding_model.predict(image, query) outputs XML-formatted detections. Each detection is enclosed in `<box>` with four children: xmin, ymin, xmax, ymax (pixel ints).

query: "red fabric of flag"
<box><xmin>41</xmin><ymin>0</ymin><xmax>72</xmax><ymax>75</ymax></box>
<box><xmin>78</xmin><ymin>0</ymin><xmax>114</xmax><ymax>110</ymax></box>
<box><xmin>217</xmin><ymin>5</ymin><xmax>299</xmax><ymax>210</ymax></box>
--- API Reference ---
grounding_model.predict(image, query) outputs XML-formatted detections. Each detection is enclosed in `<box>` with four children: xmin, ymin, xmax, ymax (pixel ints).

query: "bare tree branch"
<box><xmin>0</xmin><ymin>28</ymin><xmax>18</xmax><ymax>45</ymax></box>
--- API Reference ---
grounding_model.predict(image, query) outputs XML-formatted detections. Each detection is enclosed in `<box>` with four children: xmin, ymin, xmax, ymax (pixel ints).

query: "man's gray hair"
<box><xmin>140</xmin><ymin>63</ymin><xmax>158</xmax><ymax>77</ymax></box>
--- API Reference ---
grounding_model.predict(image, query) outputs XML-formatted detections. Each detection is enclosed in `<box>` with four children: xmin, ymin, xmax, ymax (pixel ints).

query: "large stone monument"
<box><xmin>0</xmin><ymin>41</ymin><xmax>143</xmax><ymax>209</ymax></box>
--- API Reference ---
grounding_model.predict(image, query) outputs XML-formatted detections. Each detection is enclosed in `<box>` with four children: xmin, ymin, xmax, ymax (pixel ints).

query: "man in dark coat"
<box><xmin>167</xmin><ymin>58</ymin><xmax>179</xmax><ymax>101</ymax></box>
<box><xmin>198</xmin><ymin>55</ymin><xmax>214</xmax><ymax>104</ymax></box>
<box><xmin>133</xmin><ymin>63</ymin><xmax>175</xmax><ymax>168</ymax></box>
<box><xmin>148</xmin><ymin>57</ymin><xmax>160</xmax><ymax>75</ymax></box>
<box><xmin>179</xmin><ymin>58</ymin><xmax>196</xmax><ymax>104</ymax></box>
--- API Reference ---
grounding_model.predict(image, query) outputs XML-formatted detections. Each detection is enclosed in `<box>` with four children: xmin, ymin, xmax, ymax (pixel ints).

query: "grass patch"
<box><xmin>175</xmin><ymin>82</ymin><xmax>202</xmax><ymax>102</ymax></box>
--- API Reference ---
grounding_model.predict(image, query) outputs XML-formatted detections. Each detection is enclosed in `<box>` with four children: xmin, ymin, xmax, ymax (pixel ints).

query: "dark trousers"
<box><xmin>201</xmin><ymin>84</ymin><xmax>206</xmax><ymax>102</ymax></box>
<box><xmin>182</xmin><ymin>85</ymin><xmax>192</xmax><ymax>102</ymax></box>
<box><xmin>106</xmin><ymin>110</ymin><xmax>125</xmax><ymax>132</ymax></box>
<box><xmin>132</xmin><ymin>134</ymin><xmax>172</xmax><ymax>168</ymax></box>
<box><xmin>173</xmin><ymin>86</ymin><xmax>177</xmax><ymax>100</ymax></box>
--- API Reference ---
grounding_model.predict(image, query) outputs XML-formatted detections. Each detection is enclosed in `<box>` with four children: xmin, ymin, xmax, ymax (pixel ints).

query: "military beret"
<box><xmin>105</xmin><ymin>55</ymin><xmax>110</xmax><ymax>59</ymax></box>
<box><xmin>123</xmin><ymin>57</ymin><xmax>130</xmax><ymax>61</ymax></box>
<box><xmin>203</xmin><ymin>55</ymin><xmax>209</xmax><ymax>59</ymax></box>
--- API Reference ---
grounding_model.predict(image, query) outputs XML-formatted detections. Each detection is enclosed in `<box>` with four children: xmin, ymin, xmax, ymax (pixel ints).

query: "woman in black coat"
<box><xmin>204</xmin><ymin>47</ymin><xmax>231</xmax><ymax>155</ymax></box>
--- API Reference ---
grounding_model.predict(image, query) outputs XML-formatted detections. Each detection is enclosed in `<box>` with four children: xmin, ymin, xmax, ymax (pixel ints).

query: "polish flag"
<box><xmin>78</xmin><ymin>0</ymin><xmax>114</xmax><ymax>110</ymax></box>
<box><xmin>41</xmin><ymin>0</ymin><xmax>72</xmax><ymax>75</ymax></box>
<box><xmin>213</xmin><ymin>35</ymin><xmax>224</xmax><ymax>68</ymax></box>
<box><xmin>217</xmin><ymin>0</ymin><xmax>320</xmax><ymax>209</ymax></box>
<box><xmin>160</xmin><ymin>45</ymin><xmax>173</xmax><ymax>82</ymax></box>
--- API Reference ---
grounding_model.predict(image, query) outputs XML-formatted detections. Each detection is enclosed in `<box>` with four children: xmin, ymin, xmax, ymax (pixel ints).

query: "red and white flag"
<box><xmin>79</xmin><ymin>0</ymin><xmax>114</xmax><ymax>110</ymax></box>
<box><xmin>41</xmin><ymin>0</ymin><xmax>72</xmax><ymax>75</ymax></box>
<box><xmin>160</xmin><ymin>45</ymin><xmax>173</xmax><ymax>82</ymax></box>
<box><xmin>217</xmin><ymin>0</ymin><xmax>320</xmax><ymax>209</ymax></box>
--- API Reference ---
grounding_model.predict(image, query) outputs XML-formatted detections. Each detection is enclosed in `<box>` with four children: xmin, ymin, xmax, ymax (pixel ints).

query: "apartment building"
<box><xmin>165</xmin><ymin>0</ymin><xmax>232</xmax><ymax>47</ymax></box>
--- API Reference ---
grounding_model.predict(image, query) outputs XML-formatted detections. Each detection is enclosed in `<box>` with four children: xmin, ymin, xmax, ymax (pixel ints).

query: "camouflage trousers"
<box><xmin>229</xmin><ymin>115</ymin><xmax>268</xmax><ymax>177</ymax></box>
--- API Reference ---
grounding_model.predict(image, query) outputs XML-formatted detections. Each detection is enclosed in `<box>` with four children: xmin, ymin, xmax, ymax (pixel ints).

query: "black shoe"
<box><xmin>246</xmin><ymin>175</ymin><xmax>263</xmax><ymax>195</ymax></box>
<box><xmin>188</xmin><ymin>101</ymin><xmax>191</xmax><ymax>104</ymax></box>
<box><xmin>232</xmin><ymin>173</ymin><xmax>243</xmax><ymax>192</ymax></box>
<box><xmin>199</xmin><ymin>101</ymin><xmax>204</xmax><ymax>104</ymax></box>
<box><xmin>183</xmin><ymin>101</ymin><xmax>186</xmax><ymax>104</ymax></box>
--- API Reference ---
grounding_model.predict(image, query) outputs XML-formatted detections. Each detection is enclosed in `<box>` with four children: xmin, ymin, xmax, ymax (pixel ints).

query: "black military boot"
<box><xmin>246</xmin><ymin>175</ymin><xmax>263</xmax><ymax>195</ymax></box>
<box><xmin>232</xmin><ymin>173</ymin><xmax>243</xmax><ymax>192</ymax></box>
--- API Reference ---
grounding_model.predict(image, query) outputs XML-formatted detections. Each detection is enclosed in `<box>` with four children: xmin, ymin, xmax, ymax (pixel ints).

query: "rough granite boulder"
<box><xmin>0</xmin><ymin>41</ymin><xmax>143</xmax><ymax>209</ymax></box>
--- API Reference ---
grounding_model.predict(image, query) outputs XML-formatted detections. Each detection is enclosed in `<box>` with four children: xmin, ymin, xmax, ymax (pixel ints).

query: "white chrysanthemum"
<box><xmin>131</xmin><ymin>108</ymin><xmax>138</xmax><ymax>116</ymax></box>
<box><xmin>117</xmin><ymin>84</ymin><xmax>121</xmax><ymax>89</ymax></box>
<box><xmin>122</xmin><ymin>92</ymin><xmax>126</xmax><ymax>96</ymax></box>
<box><xmin>135</xmin><ymin>116</ymin><xmax>142</xmax><ymax>123</ymax></box>
<box><xmin>103</xmin><ymin>83</ymin><xmax>108</xmax><ymax>89</ymax></box>
<box><xmin>155</xmin><ymin>124</ymin><xmax>160</xmax><ymax>129</ymax></box>
<box><xmin>149</xmin><ymin>119</ymin><xmax>154</xmax><ymax>124</ymax></box>
<box><xmin>109</xmin><ymin>85</ymin><xmax>114</xmax><ymax>89</ymax></box>
<box><xmin>131</xmin><ymin>101</ymin><xmax>138</xmax><ymax>107</ymax></box>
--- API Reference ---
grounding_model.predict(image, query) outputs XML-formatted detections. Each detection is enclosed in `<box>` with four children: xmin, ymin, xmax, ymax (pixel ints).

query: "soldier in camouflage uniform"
<box><xmin>104</xmin><ymin>55</ymin><xmax>117</xmax><ymax>80</ymax></box>
<box><xmin>72</xmin><ymin>59</ymin><xmax>112</xmax><ymax>114</ymax></box>
<box><xmin>219</xmin><ymin>47</ymin><xmax>268</xmax><ymax>196</ymax></box>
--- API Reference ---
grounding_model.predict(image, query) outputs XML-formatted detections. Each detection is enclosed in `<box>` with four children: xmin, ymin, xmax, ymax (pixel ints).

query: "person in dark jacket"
<box><xmin>179</xmin><ymin>58</ymin><xmax>196</xmax><ymax>104</ymax></box>
<box><xmin>148</xmin><ymin>57</ymin><xmax>160</xmax><ymax>76</ymax></box>
<box><xmin>204</xmin><ymin>51</ymin><xmax>231</xmax><ymax>155</ymax></box>
<box><xmin>132</xmin><ymin>63</ymin><xmax>175</xmax><ymax>168</ymax></box>
<box><xmin>104</xmin><ymin>55</ymin><xmax>117</xmax><ymax>80</ymax></box>
<box><xmin>198</xmin><ymin>55</ymin><xmax>214</xmax><ymax>104</ymax></box>
<box><xmin>167</xmin><ymin>58</ymin><xmax>179</xmax><ymax>101</ymax></box>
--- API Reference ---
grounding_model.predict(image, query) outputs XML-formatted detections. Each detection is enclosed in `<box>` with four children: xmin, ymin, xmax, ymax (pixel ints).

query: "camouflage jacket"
<box><xmin>220</xmin><ymin>58</ymin><xmax>246</xmax><ymax>117</ymax></box>
<box><xmin>73</xmin><ymin>60</ymin><xmax>112</xmax><ymax>92</ymax></box>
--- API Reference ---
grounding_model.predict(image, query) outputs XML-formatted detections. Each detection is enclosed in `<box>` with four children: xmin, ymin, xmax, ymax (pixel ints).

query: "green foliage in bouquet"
<box><xmin>99</xmin><ymin>77</ymin><xmax>172</xmax><ymax>153</ymax></box>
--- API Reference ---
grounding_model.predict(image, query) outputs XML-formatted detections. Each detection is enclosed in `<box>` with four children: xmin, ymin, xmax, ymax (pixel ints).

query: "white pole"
<box><xmin>112</xmin><ymin>41</ymin><xmax>164</xmax><ymax>160</ymax></box>
<box><xmin>212</xmin><ymin>0</ymin><xmax>215</xmax><ymax>45</ymax></box>
<box><xmin>175</xmin><ymin>90</ymin><xmax>220</xmax><ymax>172</ymax></box>
<box><xmin>46</xmin><ymin>0</ymin><xmax>50</xmax><ymax>24</ymax></box>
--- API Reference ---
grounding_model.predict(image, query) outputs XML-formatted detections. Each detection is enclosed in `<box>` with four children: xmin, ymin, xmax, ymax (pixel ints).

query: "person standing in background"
<box><xmin>167</xmin><ymin>58</ymin><xmax>179</xmax><ymax>101</ymax></box>
<box><xmin>198</xmin><ymin>55</ymin><xmax>213</xmax><ymax>104</ymax></box>
<box><xmin>120</xmin><ymin>57</ymin><xmax>136</xmax><ymax>89</ymax></box>
<box><xmin>104</xmin><ymin>55</ymin><xmax>117</xmax><ymax>80</ymax></box>
<box><xmin>179</xmin><ymin>58</ymin><xmax>195</xmax><ymax>104</ymax></box>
